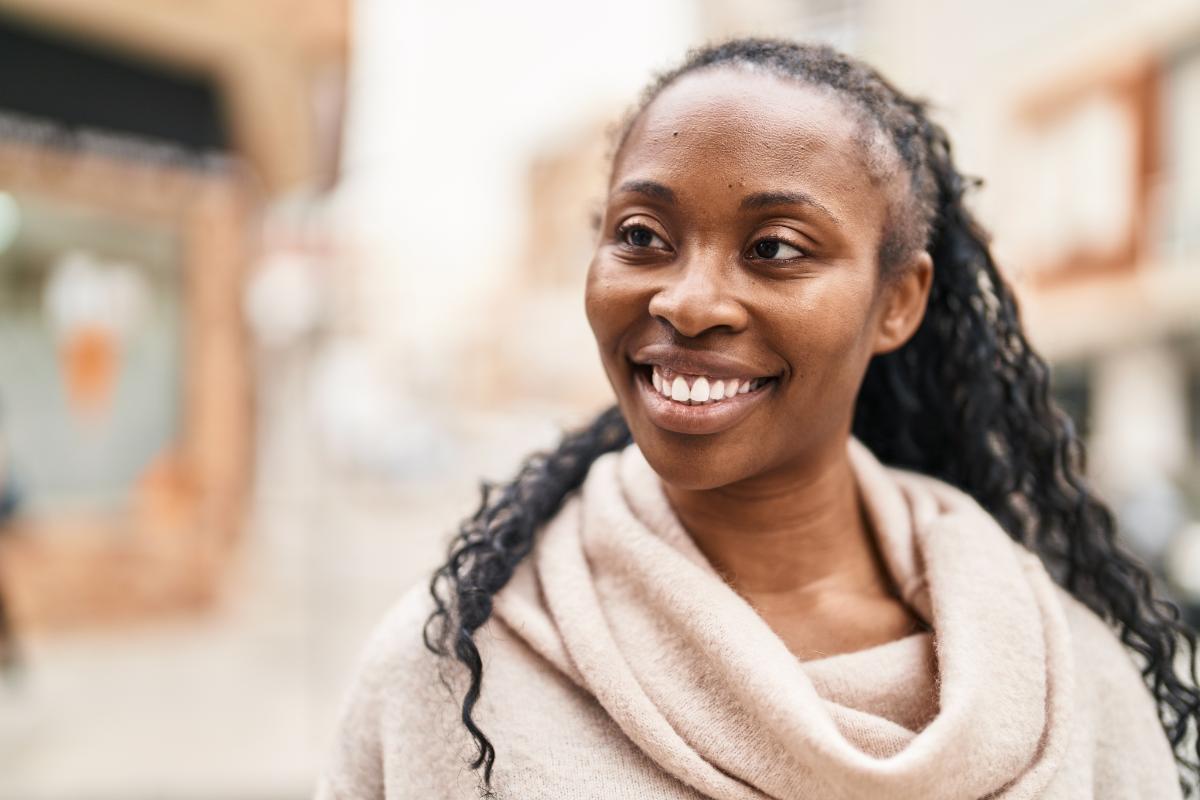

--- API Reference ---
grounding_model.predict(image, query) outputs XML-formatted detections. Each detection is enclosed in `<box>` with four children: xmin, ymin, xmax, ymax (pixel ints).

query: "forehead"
<box><xmin>612</xmin><ymin>67</ymin><xmax>894</xmax><ymax>222</ymax></box>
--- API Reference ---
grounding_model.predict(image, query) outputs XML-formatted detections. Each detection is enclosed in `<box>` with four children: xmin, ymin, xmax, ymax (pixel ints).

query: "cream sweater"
<box><xmin>316</xmin><ymin>438</ymin><xmax>1182</xmax><ymax>799</ymax></box>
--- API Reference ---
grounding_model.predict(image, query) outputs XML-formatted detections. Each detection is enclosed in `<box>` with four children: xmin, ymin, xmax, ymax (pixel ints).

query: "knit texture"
<box><xmin>315</xmin><ymin>438</ymin><xmax>1182</xmax><ymax>799</ymax></box>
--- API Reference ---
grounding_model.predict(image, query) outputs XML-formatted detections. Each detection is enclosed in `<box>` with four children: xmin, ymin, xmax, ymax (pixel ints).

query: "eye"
<box><xmin>749</xmin><ymin>238</ymin><xmax>807</xmax><ymax>261</ymax></box>
<box><xmin>618</xmin><ymin>223</ymin><xmax>669</xmax><ymax>251</ymax></box>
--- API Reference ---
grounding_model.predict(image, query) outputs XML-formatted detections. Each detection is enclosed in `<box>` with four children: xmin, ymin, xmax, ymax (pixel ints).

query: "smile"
<box><xmin>649</xmin><ymin>365</ymin><xmax>770</xmax><ymax>405</ymax></box>
<box><xmin>632</xmin><ymin>362</ymin><xmax>777</xmax><ymax>435</ymax></box>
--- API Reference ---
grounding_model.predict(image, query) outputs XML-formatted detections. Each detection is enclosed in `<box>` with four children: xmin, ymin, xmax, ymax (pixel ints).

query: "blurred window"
<box><xmin>1010</xmin><ymin>84</ymin><xmax>1140</xmax><ymax>278</ymax></box>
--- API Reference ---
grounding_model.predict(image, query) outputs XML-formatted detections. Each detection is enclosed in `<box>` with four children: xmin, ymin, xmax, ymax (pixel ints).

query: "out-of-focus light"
<box><xmin>0</xmin><ymin>192</ymin><xmax>20</xmax><ymax>255</ymax></box>
<box><xmin>42</xmin><ymin>251</ymin><xmax>148</xmax><ymax>339</ymax></box>
<box><xmin>244</xmin><ymin>250</ymin><xmax>322</xmax><ymax>347</ymax></box>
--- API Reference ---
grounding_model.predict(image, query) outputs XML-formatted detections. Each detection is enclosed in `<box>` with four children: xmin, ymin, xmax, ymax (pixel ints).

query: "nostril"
<box><xmin>648</xmin><ymin>289</ymin><xmax>748</xmax><ymax>339</ymax></box>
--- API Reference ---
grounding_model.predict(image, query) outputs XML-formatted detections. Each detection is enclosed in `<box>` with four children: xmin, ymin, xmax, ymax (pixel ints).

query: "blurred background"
<box><xmin>0</xmin><ymin>0</ymin><xmax>1196</xmax><ymax>797</ymax></box>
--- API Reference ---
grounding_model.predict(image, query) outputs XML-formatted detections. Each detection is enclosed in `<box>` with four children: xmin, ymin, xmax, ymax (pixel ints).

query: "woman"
<box><xmin>317</xmin><ymin>39</ymin><xmax>1198</xmax><ymax>799</ymax></box>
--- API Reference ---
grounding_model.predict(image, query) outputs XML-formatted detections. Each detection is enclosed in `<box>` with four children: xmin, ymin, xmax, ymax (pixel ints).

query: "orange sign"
<box><xmin>61</xmin><ymin>324</ymin><xmax>117</xmax><ymax>419</ymax></box>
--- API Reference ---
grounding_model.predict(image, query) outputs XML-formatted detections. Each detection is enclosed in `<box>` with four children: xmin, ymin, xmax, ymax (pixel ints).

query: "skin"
<box><xmin>584</xmin><ymin>67</ymin><xmax>935</xmax><ymax>660</ymax></box>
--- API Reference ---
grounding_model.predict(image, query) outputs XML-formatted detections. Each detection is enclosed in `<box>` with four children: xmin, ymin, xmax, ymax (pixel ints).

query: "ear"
<box><xmin>872</xmin><ymin>250</ymin><xmax>933</xmax><ymax>355</ymax></box>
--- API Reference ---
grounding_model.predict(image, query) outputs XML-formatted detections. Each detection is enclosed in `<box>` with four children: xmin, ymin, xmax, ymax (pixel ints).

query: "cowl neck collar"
<box><xmin>494</xmin><ymin>437</ymin><xmax>1075</xmax><ymax>799</ymax></box>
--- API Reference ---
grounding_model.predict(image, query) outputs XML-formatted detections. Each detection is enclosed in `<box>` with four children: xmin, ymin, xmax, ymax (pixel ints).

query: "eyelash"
<box><xmin>746</xmin><ymin>237</ymin><xmax>809</xmax><ymax>262</ymax></box>
<box><xmin>616</xmin><ymin>222</ymin><xmax>667</xmax><ymax>250</ymax></box>
<box><xmin>615</xmin><ymin>223</ymin><xmax>809</xmax><ymax>262</ymax></box>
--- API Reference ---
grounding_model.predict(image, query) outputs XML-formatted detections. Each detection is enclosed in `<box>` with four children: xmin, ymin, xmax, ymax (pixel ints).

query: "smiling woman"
<box><xmin>316</xmin><ymin>40</ymin><xmax>1200</xmax><ymax>800</ymax></box>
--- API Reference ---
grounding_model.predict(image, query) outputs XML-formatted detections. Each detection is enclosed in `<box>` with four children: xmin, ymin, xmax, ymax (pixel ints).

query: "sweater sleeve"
<box><xmin>314</xmin><ymin>585</ymin><xmax>433</xmax><ymax>800</ymax></box>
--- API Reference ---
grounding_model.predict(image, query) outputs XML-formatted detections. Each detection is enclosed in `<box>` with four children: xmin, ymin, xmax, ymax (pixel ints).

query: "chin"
<box><xmin>626</xmin><ymin>423</ymin><xmax>756</xmax><ymax>492</ymax></box>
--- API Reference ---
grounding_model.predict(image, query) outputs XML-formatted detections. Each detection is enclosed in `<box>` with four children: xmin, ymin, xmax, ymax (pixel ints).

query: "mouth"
<box><xmin>629</xmin><ymin>360</ymin><xmax>778</xmax><ymax>435</ymax></box>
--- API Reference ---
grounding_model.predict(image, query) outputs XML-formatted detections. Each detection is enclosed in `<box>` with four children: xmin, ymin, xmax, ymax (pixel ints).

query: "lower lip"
<box><xmin>632</xmin><ymin>366</ymin><xmax>776</xmax><ymax>436</ymax></box>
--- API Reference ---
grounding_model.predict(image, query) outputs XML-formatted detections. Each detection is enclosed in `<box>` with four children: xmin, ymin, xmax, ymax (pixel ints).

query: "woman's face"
<box><xmin>585</xmin><ymin>67</ymin><xmax>928</xmax><ymax>490</ymax></box>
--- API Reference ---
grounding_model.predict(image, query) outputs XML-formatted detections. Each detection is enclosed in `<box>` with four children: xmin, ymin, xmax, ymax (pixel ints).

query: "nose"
<box><xmin>646</xmin><ymin>253</ymin><xmax>748</xmax><ymax>338</ymax></box>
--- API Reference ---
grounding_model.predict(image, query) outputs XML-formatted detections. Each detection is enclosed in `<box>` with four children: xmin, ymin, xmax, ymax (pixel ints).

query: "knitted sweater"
<box><xmin>315</xmin><ymin>438</ymin><xmax>1182</xmax><ymax>799</ymax></box>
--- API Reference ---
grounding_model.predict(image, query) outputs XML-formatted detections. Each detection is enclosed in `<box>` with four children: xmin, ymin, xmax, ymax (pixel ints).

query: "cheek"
<box><xmin>767</xmin><ymin>275</ymin><xmax>879</xmax><ymax>381</ymax></box>
<box><xmin>584</xmin><ymin>258</ymin><xmax>645</xmax><ymax>351</ymax></box>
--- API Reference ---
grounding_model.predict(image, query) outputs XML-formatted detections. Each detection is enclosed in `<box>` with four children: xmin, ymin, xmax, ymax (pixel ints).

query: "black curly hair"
<box><xmin>424</xmin><ymin>38</ymin><xmax>1200</xmax><ymax>796</ymax></box>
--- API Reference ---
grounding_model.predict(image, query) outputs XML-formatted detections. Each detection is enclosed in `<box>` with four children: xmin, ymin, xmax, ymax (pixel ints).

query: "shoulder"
<box><xmin>1004</xmin><ymin>547</ymin><xmax>1159</xmax><ymax>724</ymax></box>
<box><xmin>315</xmin><ymin>580</ymin><xmax>468</xmax><ymax>800</ymax></box>
<box><xmin>1046</xmin><ymin>580</ymin><xmax>1131</xmax><ymax>676</ymax></box>
<box><xmin>1044</xmin><ymin>578</ymin><xmax>1183</xmax><ymax>796</ymax></box>
<box><xmin>1006</xmin><ymin>545</ymin><xmax>1164</xmax><ymax>710</ymax></box>
<box><xmin>352</xmin><ymin>581</ymin><xmax>442</xmax><ymax>679</ymax></box>
<box><xmin>331</xmin><ymin>580</ymin><xmax>461</xmax><ymax>733</ymax></box>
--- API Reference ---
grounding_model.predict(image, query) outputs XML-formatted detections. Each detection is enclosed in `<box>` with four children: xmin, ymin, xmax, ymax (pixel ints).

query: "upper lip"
<box><xmin>629</xmin><ymin>344</ymin><xmax>776</xmax><ymax>380</ymax></box>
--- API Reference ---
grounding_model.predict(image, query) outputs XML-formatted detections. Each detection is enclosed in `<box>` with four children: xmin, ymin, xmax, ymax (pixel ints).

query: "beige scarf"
<box><xmin>317</xmin><ymin>438</ymin><xmax>1182</xmax><ymax>799</ymax></box>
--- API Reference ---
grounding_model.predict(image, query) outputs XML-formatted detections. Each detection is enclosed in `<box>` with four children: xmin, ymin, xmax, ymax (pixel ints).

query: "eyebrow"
<box><xmin>616</xmin><ymin>182</ymin><xmax>842</xmax><ymax>228</ymax></box>
<box><xmin>614</xmin><ymin>179</ymin><xmax>676</xmax><ymax>204</ymax></box>
<box><xmin>740</xmin><ymin>191</ymin><xmax>842</xmax><ymax>227</ymax></box>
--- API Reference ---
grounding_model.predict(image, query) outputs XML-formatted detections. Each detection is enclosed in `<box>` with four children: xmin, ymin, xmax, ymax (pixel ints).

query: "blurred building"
<box><xmin>0</xmin><ymin>4</ymin><xmax>352</xmax><ymax>798</ymax></box>
<box><xmin>0</xmin><ymin>1</ymin><xmax>348</xmax><ymax>625</ymax></box>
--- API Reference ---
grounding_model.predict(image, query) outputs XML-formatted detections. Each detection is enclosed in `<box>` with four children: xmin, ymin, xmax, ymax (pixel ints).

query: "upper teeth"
<box><xmin>650</xmin><ymin>365</ymin><xmax>765</xmax><ymax>405</ymax></box>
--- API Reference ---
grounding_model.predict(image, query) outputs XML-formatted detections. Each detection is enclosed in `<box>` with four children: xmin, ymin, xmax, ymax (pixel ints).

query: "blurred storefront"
<box><xmin>0</xmin><ymin>1</ymin><xmax>347</xmax><ymax>631</ymax></box>
<box><xmin>0</xmin><ymin>3</ymin><xmax>352</xmax><ymax>797</ymax></box>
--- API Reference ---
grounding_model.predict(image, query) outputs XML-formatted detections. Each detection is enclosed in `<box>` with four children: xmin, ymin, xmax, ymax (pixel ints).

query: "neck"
<box><xmin>661</xmin><ymin>436</ymin><xmax>894</xmax><ymax>604</ymax></box>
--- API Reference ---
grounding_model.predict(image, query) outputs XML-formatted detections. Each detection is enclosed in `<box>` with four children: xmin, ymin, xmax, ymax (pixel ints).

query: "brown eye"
<box><xmin>754</xmin><ymin>240</ymin><xmax>781</xmax><ymax>258</ymax></box>
<box><xmin>629</xmin><ymin>227</ymin><xmax>655</xmax><ymax>247</ymax></box>
<box><xmin>619</xmin><ymin>224</ymin><xmax>667</xmax><ymax>250</ymax></box>
<box><xmin>750</xmin><ymin>238</ymin><xmax>805</xmax><ymax>261</ymax></box>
